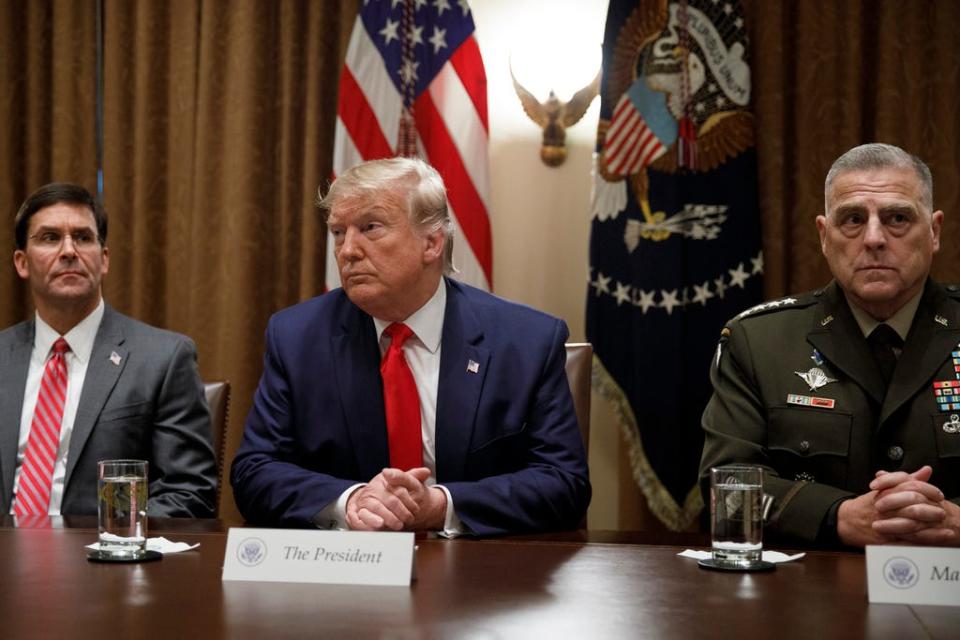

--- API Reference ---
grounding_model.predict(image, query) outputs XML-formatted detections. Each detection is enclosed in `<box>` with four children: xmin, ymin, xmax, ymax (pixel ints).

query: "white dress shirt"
<box><xmin>317</xmin><ymin>280</ymin><xmax>463</xmax><ymax>535</ymax></box>
<box><xmin>11</xmin><ymin>300</ymin><xmax>105</xmax><ymax>515</ymax></box>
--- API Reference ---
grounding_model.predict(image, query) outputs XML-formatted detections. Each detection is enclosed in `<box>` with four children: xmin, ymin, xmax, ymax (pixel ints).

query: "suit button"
<box><xmin>799</xmin><ymin>440</ymin><xmax>810</xmax><ymax>453</ymax></box>
<box><xmin>887</xmin><ymin>446</ymin><xmax>904</xmax><ymax>462</ymax></box>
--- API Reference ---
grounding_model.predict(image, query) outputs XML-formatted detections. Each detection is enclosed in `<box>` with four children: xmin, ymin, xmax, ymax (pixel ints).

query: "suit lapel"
<box><xmin>807</xmin><ymin>282</ymin><xmax>886</xmax><ymax>404</ymax></box>
<box><xmin>881</xmin><ymin>282</ymin><xmax>960</xmax><ymax>424</ymax></box>
<box><xmin>64</xmin><ymin>307</ymin><xmax>128</xmax><ymax>489</ymax></box>
<box><xmin>331</xmin><ymin>304</ymin><xmax>390</xmax><ymax>478</ymax></box>
<box><xmin>0</xmin><ymin>322</ymin><xmax>35</xmax><ymax>510</ymax></box>
<box><xmin>435</xmin><ymin>280</ymin><xmax>488</xmax><ymax>481</ymax></box>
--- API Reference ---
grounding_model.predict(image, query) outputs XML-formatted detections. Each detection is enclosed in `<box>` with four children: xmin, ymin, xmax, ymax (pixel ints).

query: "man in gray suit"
<box><xmin>1</xmin><ymin>183</ymin><xmax>217</xmax><ymax>518</ymax></box>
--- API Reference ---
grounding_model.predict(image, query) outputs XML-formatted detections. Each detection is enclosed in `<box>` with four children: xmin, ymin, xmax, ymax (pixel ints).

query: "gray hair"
<box><xmin>318</xmin><ymin>157</ymin><xmax>456</xmax><ymax>275</ymax></box>
<box><xmin>824</xmin><ymin>143</ymin><xmax>933</xmax><ymax>213</ymax></box>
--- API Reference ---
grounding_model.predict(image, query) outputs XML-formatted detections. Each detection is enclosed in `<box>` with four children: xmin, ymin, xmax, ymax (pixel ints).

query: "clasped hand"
<box><xmin>838</xmin><ymin>465</ymin><xmax>959</xmax><ymax>546</ymax></box>
<box><xmin>345</xmin><ymin>467</ymin><xmax>447</xmax><ymax>532</ymax></box>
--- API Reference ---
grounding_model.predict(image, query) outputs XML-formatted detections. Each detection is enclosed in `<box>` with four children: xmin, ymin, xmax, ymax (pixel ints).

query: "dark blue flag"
<box><xmin>587</xmin><ymin>0</ymin><xmax>763</xmax><ymax>530</ymax></box>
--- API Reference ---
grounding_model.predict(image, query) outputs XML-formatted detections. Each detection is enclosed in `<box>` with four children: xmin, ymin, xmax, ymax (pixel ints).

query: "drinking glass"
<box><xmin>97</xmin><ymin>459</ymin><xmax>148</xmax><ymax>557</ymax></box>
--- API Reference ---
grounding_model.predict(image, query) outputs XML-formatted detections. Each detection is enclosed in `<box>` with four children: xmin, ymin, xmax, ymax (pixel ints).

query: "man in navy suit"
<box><xmin>231</xmin><ymin>157</ymin><xmax>590</xmax><ymax>536</ymax></box>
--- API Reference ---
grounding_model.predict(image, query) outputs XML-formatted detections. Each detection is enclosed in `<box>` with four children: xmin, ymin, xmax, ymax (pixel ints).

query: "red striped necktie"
<box><xmin>14</xmin><ymin>337</ymin><xmax>70</xmax><ymax>516</ymax></box>
<box><xmin>380</xmin><ymin>323</ymin><xmax>423</xmax><ymax>470</ymax></box>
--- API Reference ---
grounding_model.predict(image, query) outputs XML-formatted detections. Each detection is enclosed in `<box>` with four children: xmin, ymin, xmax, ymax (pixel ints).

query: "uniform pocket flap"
<box><xmin>768</xmin><ymin>407</ymin><xmax>852</xmax><ymax>457</ymax></box>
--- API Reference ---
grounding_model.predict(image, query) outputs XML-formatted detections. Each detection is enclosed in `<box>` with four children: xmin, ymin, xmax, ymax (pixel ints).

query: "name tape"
<box><xmin>222</xmin><ymin>528</ymin><xmax>415</xmax><ymax>586</ymax></box>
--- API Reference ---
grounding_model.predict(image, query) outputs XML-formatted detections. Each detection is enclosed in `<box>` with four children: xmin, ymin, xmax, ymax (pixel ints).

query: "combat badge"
<box><xmin>943</xmin><ymin>414</ymin><xmax>960</xmax><ymax>435</ymax></box>
<box><xmin>795</xmin><ymin>367</ymin><xmax>837</xmax><ymax>392</ymax></box>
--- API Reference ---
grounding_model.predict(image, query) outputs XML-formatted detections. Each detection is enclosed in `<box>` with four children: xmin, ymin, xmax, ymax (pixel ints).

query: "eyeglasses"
<box><xmin>28</xmin><ymin>229</ymin><xmax>101</xmax><ymax>251</ymax></box>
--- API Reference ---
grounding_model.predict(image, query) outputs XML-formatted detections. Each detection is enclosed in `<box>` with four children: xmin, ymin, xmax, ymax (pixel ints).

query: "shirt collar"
<box><xmin>34</xmin><ymin>299</ymin><xmax>105</xmax><ymax>364</ymax></box>
<box><xmin>847</xmin><ymin>289</ymin><xmax>922</xmax><ymax>342</ymax></box>
<box><xmin>373</xmin><ymin>279</ymin><xmax>446</xmax><ymax>353</ymax></box>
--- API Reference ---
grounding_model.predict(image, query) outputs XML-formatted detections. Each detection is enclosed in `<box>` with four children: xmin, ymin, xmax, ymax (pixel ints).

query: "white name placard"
<box><xmin>222</xmin><ymin>528</ymin><xmax>415</xmax><ymax>586</ymax></box>
<box><xmin>866</xmin><ymin>545</ymin><xmax>960</xmax><ymax>606</ymax></box>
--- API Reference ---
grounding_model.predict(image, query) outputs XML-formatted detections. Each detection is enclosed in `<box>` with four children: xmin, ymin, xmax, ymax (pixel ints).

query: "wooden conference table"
<box><xmin>1</xmin><ymin>517</ymin><xmax>956</xmax><ymax>639</ymax></box>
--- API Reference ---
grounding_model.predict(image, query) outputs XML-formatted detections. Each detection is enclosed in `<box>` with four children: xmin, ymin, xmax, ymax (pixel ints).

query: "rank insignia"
<box><xmin>933</xmin><ymin>380</ymin><xmax>960</xmax><ymax>411</ymax></box>
<box><xmin>787</xmin><ymin>393</ymin><xmax>835</xmax><ymax>409</ymax></box>
<box><xmin>795</xmin><ymin>367</ymin><xmax>837</xmax><ymax>392</ymax></box>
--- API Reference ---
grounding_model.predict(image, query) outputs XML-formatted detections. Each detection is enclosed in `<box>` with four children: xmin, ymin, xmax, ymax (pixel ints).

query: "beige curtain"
<box><xmin>3</xmin><ymin>0</ymin><xmax>959</xmax><ymax>528</ymax></box>
<box><xmin>0</xmin><ymin>0</ymin><xmax>99</xmax><ymax>326</ymax></box>
<box><xmin>744</xmin><ymin>0</ymin><xmax>960</xmax><ymax>298</ymax></box>
<box><xmin>1</xmin><ymin>0</ymin><xmax>358</xmax><ymax>522</ymax></box>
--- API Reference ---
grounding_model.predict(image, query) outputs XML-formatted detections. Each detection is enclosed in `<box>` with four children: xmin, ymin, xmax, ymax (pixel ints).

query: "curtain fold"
<box><xmin>0</xmin><ymin>0</ymin><xmax>98</xmax><ymax>328</ymax></box>
<box><xmin>2</xmin><ymin>0</ymin><xmax>357</xmax><ymax>522</ymax></box>
<box><xmin>745</xmin><ymin>0</ymin><xmax>960</xmax><ymax>298</ymax></box>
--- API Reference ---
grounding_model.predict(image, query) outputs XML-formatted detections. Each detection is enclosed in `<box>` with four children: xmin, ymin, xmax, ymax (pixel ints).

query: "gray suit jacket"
<box><xmin>0</xmin><ymin>305</ymin><xmax>217</xmax><ymax>517</ymax></box>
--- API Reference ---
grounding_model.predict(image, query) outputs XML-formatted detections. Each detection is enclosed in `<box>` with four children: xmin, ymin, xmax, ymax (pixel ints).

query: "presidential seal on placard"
<box><xmin>237</xmin><ymin>537</ymin><xmax>268</xmax><ymax>567</ymax></box>
<box><xmin>883</xmin><ymin>557</ymin><xmax>920</xmax><ymax>590</ymax></box>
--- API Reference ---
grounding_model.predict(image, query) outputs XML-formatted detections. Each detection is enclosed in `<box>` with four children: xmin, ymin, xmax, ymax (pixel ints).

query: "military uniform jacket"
<box><xmin>700</xmin><ymin>279</ymin><xmax>960</xmax><ymax>544</ymax></box>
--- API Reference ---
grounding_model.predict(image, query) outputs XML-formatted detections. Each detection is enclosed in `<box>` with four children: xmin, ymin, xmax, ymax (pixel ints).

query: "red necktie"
<box><xmin>15</xmin><ymin>337</ymin><xmax>70</xmax><ymax>516</ymax></box>
<box><xmin>380</xmin><ymin>323</ymin><xmax>423</xmax><ymax>470</ymax></box>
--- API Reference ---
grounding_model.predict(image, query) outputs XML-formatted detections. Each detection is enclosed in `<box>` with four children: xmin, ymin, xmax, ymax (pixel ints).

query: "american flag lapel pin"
<box><xmin>467</xmin><ymin>359</ymin><xmax>479</xmax><ymax>374</ymax></box>
<box><xmin>109</xmin><ymin>351</ymin><xmax>122</xmax><ymax>366</ymax></box>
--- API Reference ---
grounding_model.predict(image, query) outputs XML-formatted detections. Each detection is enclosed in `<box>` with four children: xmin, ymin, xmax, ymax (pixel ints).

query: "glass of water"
<box><xmin>710</xmin><ymin>464</ymin><xmax>764</xmax><ymax>567</ymax></box>
<box><xmin>97</xmin><ymin>459</ymin><xmax>148</xmax><ymax>558</ymax></box>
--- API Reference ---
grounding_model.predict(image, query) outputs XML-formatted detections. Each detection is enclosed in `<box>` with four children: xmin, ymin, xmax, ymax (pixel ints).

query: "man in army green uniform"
<box><xmin>701</xmin><ymin>143</ymin><xmax>960</xmax><ymax>548</ymax></box>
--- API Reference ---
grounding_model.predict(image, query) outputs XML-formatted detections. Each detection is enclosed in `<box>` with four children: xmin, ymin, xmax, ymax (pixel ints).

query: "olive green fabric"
<box><xmin>701</xmin><ymin>279</ymin><xmax>960</xmax><ymax>544</ymax></box>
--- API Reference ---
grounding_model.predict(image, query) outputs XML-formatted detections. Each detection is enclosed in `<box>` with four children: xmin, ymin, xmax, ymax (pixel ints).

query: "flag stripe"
<box><xmin>328</xmin><ymin>6</ymin><xmax>491</xmax><ymax>292</ymax></box>
<box><xmin>414</xmin><ymin>90</ymin><xmax>492</xmax><ymax>285</ymax></box>
<box><xmin>343</xmin><ymin>18</ymin><xmax>402</xmax><ymax>152</ymax></box>
<box><xmin>427</xmin><ymin>62</ymin><xmax>490</xmax><ymax>210</ymax></box>
<box><xmin>448</xmin><ymin>35</ymin><xmax>488</xmax><ymax>132</ymax></box>
<box><xmin>337</xmin><ymin>67</ymin><xmax>394</xmax><ymax>161</ymax></box>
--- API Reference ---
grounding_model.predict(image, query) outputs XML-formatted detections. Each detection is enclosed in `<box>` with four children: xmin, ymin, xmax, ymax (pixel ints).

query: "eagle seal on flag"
<box><xmin>587</xmin><ymin>0</ymin><xmax>762</xmax><ymax>532</ymax></box>
<box><xmin>593</xmin><ymin>0</ymin><xmax>754</xmax><ymax>238</ymax></box>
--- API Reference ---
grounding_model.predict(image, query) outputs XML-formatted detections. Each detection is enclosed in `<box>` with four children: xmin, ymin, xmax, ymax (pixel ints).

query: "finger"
<box><xmin>346</xmin><ymin>507</ymin><xmax>376</xmax><ymax>531</ymax></box>
<box><xmin>356</xmin><ymin>506</ymin><xmax>397</xmax><ymax>531</ymax></box>
<box><xmin>912</xmin><ymin>465</ymin><xmax>934</xmax><ymax>483</ymax></box>
<box><xmin>872</xmin><ymin>517</ymin><xmax>930</xmax><ymax>536</ymax></box>
<box><xmin>898</xmin><ymin>527</ymin><xmax>958</xmax><ymax>545</ymax></box>
<box><xmin>380</xmin><ymin>468</ymin><xmax>425</xmax><ymax>491</ymax></box>
<box><xmin>875</xmin><ymin>481</ymin><xmax>945</xmax><ymax>505</ymax></box>
<box><xmin>408</xmin><ymin>467</ymin><xmax>432</xmax><ymax>483</ymax></box>
<box><xmin>357</xmin><ymin>493</ymin><xmax>415</xmax><ymax>528</ymax></box>
<box><xmin>874</xmin><ymin>501</ymin><xmax>946</xmax><ymax>523</ymax></box>
<box><xmin>364</xmin><ymin>473</ymin><xmax>420</xmax><ymax>506</ymax></box>
<box><xmin>378</xmin><ymin>487</ymin><xmax>420</xmax><ymax>520</ymax></box>
<box><xmin>869</xmin><ymin>466</ymin><xmax>933</xmax><ymax>492</ymax></box>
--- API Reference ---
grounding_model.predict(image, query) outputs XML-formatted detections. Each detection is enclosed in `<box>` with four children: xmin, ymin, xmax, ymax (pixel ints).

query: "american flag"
<box><xmin>602</xmin><ymin>78</ymin><xmax>677</xmax><ymax>176</ymax></box>
<box><xmin>328</xmin><ymin>0</ymin><xmax>492</xmax><ymax>291</ymax></box>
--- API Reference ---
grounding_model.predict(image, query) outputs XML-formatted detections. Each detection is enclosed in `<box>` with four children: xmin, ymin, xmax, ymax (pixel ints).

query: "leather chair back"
<box><xmin>203</xmin><ymin>381</ymin><xmax>231</xmax><ymax>516</ymax></box>
<box><xmin>564</xmin><ymin>343</ymin><xmax>592</xmax><ymax>453</ymax></box>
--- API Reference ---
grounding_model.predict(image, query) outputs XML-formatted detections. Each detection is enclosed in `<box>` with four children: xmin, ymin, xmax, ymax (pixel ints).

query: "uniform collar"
<box><xmin>845</xmin><ymin>288</ymin><xmax>922</xmax><ymax>342</ymax></box>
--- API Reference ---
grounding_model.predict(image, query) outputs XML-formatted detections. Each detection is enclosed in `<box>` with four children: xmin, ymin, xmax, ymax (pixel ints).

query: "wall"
<box><xmin>472</xmin><ymin>0</ymin><xmax>641</xmax><ymax>530</ymax></box>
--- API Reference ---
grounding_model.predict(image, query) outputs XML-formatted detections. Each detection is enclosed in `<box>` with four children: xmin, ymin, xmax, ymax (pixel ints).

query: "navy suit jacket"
<box><xmin>231</xmin><ymin>279</ymin><xmax>591</xmax><ymax>535</ymax></box>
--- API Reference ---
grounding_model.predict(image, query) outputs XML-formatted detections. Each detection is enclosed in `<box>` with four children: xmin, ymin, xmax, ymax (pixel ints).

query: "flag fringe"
<box><xmin>592</xmin><ymin>356</ymin><xmax>703</xmax><ymax>531</ymax></box>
